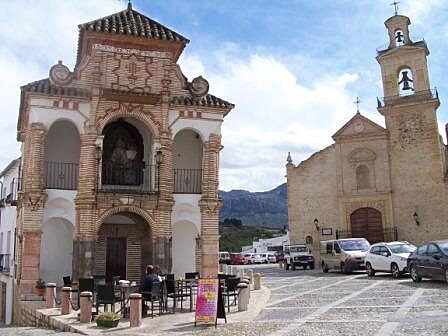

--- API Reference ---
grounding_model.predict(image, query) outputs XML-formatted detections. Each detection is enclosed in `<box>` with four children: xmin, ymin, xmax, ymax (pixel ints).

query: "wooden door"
<box><xmin>106</xmin><ymin>238</ymin><xmax>127</xmax><ymax>282</ymax></box>
<box><xmin>350</xmin><ymin>207</ymin><xmax>383</xmax><ymax>244</ymax></box>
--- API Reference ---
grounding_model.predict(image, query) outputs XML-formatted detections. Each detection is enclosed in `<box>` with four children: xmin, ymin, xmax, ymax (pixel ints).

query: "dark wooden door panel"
<box><xmin>350</xmin><ymin>207</ymin><xmax>383</xmax><ymax>244</ymax></box>
<box><xmin>106</xmin><ymin>237</ymin><xmax>127</xmax><ymax>282</ymax></box>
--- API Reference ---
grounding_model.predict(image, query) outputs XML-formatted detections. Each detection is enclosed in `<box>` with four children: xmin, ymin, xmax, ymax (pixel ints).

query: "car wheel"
<box><xmin>410</xmin><ymin>265</ymin><xmax>422</xmax><ymax>282</ymax></box>
<box><xmin>292</xmin><ymin>263</ymin><xmax>296</xmax><ymax>271</ymax></box>
<box><xmin>310</xmin><ymin>263</ymin><xmax>315</xmax><ymax>270</ymax></box>
<box><xmin>366</xmin><ymin>262</ymin><xmax>375</xmax><ymax>277</ymax></box>
<box><xmin>322</xmin><ymin>262</ymin><xmax>329</xmax><ymax>273</ymax></box>
<box><xmin>341</xmin><ymin>262</ymin><xmax>350</xmax><ymax>274</ymax></box>
<box><xmin>444</xmin><ymin>268</ymin><xmax>448</xmax><ymax>284</ymax></box>
<box><xmin>391</xmin><ymin>263</ymin><xmax>400</xmax><ymax>279</ymax></box>
<box><xmin>303</xmin><ymin>264</ymin><xmax>307</xmax><ymax>270</ymax></box>
<box><xmin>285</xmin><ymin>262</ymin><xmax>289</xmax><ymax>271</ymax></box>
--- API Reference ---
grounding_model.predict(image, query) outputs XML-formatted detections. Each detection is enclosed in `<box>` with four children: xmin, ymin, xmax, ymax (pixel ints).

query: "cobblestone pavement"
<box><xmin>193</xmin><ymin>264</ymin><xmax>448</xmax><ymax>336</ymax></box>
<box><xmin>2</xmin><ymin>265</ymin><xmax>447</xmax><ymax>335</ymax></box>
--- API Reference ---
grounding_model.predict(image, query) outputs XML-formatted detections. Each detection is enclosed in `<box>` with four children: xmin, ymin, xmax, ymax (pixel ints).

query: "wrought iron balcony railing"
<box><xmin>100</xmin><ymin>164</ymin><xmax>158</xmax><ymax>193</ymax></box>
<box><xmin>376</xmin><ymin>37</ymin><xmax>425</xmax><ymax>53</ymax></box>
<box><xmin>4</xmin><ymin>178</ymin><xmax>20</xmax><ymax>206</ymax></box>
<box><xmin>173</xmin><ymin>168</ymin><xmax>202</xmax><ymax>194</ymax></box>
<box><xmin>0</xmin><ymin>254</ymin><xmax>11</xmax><ymax>272</ymax></box>
<box><xmin>44</xmin><ymin>161</ymin><xmax>79</xmax><ymax>190</ymax></box>
<box><xmin>377</xmin><ymin>88</ymin><xmax>439</xmax><ymax>108</ymax></box>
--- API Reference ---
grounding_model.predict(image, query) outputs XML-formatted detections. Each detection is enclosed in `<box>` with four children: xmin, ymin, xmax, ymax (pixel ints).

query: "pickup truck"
<box><xmin>284</xmin><ymin>244</ymin><xmax>315</xmax><ymax>270</ymax></box>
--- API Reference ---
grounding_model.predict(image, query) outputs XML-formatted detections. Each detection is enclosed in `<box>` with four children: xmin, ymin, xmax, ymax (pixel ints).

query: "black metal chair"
<box><xmin>93</xmin><ymin>275</ymin><xmax>106</xmax><ymax>291</ymax></box>
<box><xmin>222</xmin><ymin>277</ymin><xmax>240</xmax><ymax>312</ymax></box>
<box><xmin>96</xmin><ymin>284</ymin><xmax>120</xmax><ymax>313</ymax></box>
<box><xmin>142</xmin><ymin>281</ymin><xmax>163</xmax><ymax>317</ymax></box>
<box><xmin>165</xmin><ymin>279</ymin><xmax>190</xmax><ymax>313</ymax></box>
<box><xmin>110</xmin><ymin>275</ymin><xmax>121</xmax><ymax>301</ymax></box>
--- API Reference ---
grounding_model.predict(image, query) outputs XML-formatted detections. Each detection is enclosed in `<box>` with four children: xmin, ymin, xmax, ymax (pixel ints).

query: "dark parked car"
<box><xmin>407</xmin><ymin>240</ymin><xmax>448</xmax><ymax>283</ymax></box>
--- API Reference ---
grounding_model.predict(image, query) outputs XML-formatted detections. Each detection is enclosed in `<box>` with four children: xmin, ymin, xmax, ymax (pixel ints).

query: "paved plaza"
<box><xmin>1</xmin><ymin>265</ymin><xmax>448</xmax><ymax>335</ymax></box>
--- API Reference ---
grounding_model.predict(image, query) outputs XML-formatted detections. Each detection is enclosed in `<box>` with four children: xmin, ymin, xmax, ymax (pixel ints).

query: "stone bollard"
<box><xmin>61</xmin><ymin>287</ymin><xmax>72</xmax><ymax>315</ymax></box>
<box><xmin>246</xmin><ymin>269</ymin><xmax>254</xmax><ymax>284</ymax></box>
<box><xmin>129</xmin><ymin>293</ymin><xmax>142</xmax><ymax>327</ymax></box>
<box><xmin>253</xmin><ymin>273</ymin><xmax>261</xmax><ymax>290</ymax></box>
<box><xmin>237</xmin><ymin>283</ymin><xmax>250</xmax><ymax>311</ymax></box>
<box><xmin>45</xmin><ymin>283</ymin><xmax>56</xmax><ymax>309</ymax></box>
<box><xmin>79</xmin><ymin>291</ymin><xmax>93</xmax><ymax>323</ymax></box>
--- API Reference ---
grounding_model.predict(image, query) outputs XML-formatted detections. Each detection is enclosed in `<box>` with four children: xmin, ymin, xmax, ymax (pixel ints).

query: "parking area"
<box><xmin>195</xmin><ymin>264</ymin><xmax>448</xmax><ymax>336</ymax></box>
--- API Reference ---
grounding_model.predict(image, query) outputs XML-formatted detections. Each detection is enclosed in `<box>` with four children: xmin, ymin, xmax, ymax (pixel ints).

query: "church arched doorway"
<box><xmin>350</xmin><ymin>207</ymin><xmax>383</xmax><ymax>244</ymax></box>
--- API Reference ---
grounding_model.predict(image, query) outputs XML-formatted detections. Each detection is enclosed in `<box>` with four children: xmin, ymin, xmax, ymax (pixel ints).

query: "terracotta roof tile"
<box><xmin>21</xmin><ymin>79</ymin><xmax>91</xmax><ymax>98</ymax></box>
<box><xmin>78</xmin><ymin>6</ymin><xmax>189</xmax><ymax>43</ymax></box>
<box><xmin>171</xmin><ymin>94</ymin><xmax>234</xmax><ymax>109</ymax></box>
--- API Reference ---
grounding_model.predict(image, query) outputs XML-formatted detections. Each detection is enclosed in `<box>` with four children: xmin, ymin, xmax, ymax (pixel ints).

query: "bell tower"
<box><xmin>376</xmin><ymin>13</ymin><xmax>446</xmax><ymax>243</ymax></box>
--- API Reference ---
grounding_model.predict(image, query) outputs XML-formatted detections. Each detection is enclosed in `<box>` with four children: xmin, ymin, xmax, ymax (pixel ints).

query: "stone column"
<box><xmin>45</xmin><ymin>283</ymin><xmax>56</xmax><ymax>309</ymax></box>
<box><xmin>129</xmin><ymin>293</ymin><xmax>142</xmax><ymax>327</ymax></box>
<box><xmin>198</xmin><ymin>134</ymin><xmax>222</xmax><ymax>278</ymax></box>
<box><xmin>80</xmin><ymin>291</ymin><xmax>93</xmax><ymax>323</ymax></box>
<box><xmin>17</xmin><ymin>123</ymin><xmax>47</xmax><ymax>294</ymax></box>
<box><xmin>73</xmin><ymin>132</ymin><xmax>98</xmax><ymax>280</ymax></box>
<box><xmin>61</xmin><ymin>287</ymin><xmax>72</xmax><ymax>315</ymax></box>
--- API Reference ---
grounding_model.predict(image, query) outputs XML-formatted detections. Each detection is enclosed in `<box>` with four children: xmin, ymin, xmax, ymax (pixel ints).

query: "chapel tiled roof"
<box><xmin>78</xmin><ymin>3</ymin><xmax>189</xmax><ymax>43</ymax></box>
<box><xmin>171</xmin><ymin>95</ymin><xmax>235</xmax><ymax>109</ymax></box>
<box><xmin>21</xmin><ymin>79</ymin><xmax>91</xmax><ymax>98</ymax></box>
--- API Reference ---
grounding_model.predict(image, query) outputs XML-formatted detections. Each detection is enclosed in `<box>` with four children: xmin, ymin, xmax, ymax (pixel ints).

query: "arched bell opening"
<box><xmin>44</xmin><ymin>120</ymin><xmax>80</xmax><ymax>190</ymax></box>
<box><xmin>394</xmin><ymin>29</ymin><xmax>405</xmax><ymax>47</ymax></box>
<box><xmin>398</xmin><ymin>67</ymin><xmax>414</xmax><ymax>96</ymax></box>
<box><xmin>173</xmin><ymin>129</ymin><xmax>203</xmax><ymax>194</ymax></box>
<box><xmin>95</xmin><ymin>212</ymin><xmax>153</xmax><ymax>283</ymax></box>
<box><xmin>100</xmin><ymin>118</ymin><xmax>154</xmax><ymax>192</ymax></box>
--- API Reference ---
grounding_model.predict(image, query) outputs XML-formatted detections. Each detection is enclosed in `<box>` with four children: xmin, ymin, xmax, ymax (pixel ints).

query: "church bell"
<box><xmin>399</xmin><ymin>70</ymin><xmax>413</xmax><ymax>91</ymax></box>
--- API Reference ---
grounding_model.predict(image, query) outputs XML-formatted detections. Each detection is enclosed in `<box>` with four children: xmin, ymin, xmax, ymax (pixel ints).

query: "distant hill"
<box><xmin>219</xmin><ymin>183</ymin><xmax>287</xmax><ymax>229</ymax></box>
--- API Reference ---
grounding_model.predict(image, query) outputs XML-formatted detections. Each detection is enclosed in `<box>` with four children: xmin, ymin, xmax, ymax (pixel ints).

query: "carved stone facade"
<box><xmin>14</xmin><ymin>4</ymin><xmax>233</xmax><ymax>295</ymax></box>
<box><xmin>287</xmin><ymin>14</ymin><xmax>448</xmax><ymax>262</ymax></box>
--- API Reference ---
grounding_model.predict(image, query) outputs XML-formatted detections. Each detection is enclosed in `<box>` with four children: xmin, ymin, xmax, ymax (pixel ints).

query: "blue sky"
<box><xmin>0</xmin><ymin>0</ymin><xmax>447</xmax><ymax>191</ymax></box>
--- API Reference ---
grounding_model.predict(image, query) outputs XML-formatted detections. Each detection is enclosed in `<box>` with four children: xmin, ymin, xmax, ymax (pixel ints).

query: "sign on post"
<box><xmin>194</xmin><ymin>278</ymin><xmax>226</xmax><ymax>326</ymax></box>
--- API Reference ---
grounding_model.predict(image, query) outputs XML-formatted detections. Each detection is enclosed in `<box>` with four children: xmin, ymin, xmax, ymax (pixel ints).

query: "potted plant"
<box><xmin>96</xmin><ymin>311</ymin><xmax>121</xmax><ymax>328</ymax></box>
<box><xmin>35</xmin><ymin>278</ymin><xmax>45</xmax><ymax>296</ymax></box>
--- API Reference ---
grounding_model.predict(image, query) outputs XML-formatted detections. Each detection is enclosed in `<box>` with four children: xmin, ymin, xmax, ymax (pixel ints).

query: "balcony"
<box><xmin>173</xmin><ymin>169</ymin><xmax>202</xmax><ymax>194</ymax></box>
<box><xmin>44</xmin><ymin>161</ymin><xmax>79</xmax><ymax>190</ymax></box>
<box><xmin>100</xmin><ymin>164</ymin><xmax>158</xmax><ymax>193</ymax></box>
<box><xmin>0</xmin><ymin>254</ymin><xmax>11</xmax><ymax>273</ymax></box>
<box><xmin>5</xmin><ymin>178</ymin><xmax>20</xmax><ymax>206</ymax></box>
<box><xmin>377</xmin><ymin>89</ymin><xmax>439</xmax><ymax>108</ymax></box>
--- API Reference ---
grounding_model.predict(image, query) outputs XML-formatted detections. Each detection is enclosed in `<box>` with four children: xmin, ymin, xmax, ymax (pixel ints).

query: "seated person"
<box><xmin>141</xmin><ymin>264</ymin><xmax>160</xmax><ymax>292</ymax></box>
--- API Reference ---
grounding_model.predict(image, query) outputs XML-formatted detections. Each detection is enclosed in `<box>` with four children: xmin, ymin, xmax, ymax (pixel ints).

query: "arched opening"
<box><xmin>356</xmin><ymin>165</ymin><xmax>370</xmax><ymax>189</ymax></box>
<box><xmin>394</xmin><ymin>29</ymin><xmax>405</xmax><ymax>47</ymax></box>
<box><xmin>95</xmin><ymin>212</ymin><xmax>152</xmax><ymax>282</ymax></box>
<box><xmin>172</xmin><ymin>220</ymin><xmax>199</xmax><ymax>277</ymax></box>
<box><xmin>173</xmin><ymin>129</ymin><xmax>203</xmax><ymax>193</ymax></box>
<box><xmin>40</xmin><ymin>218</ymin><xmax>74</xmax><ymax>285</ymax></box>
<box><xmin>44</xmin><ymin>120</ymin><xmax>80</xmax><ymax>189</ymax></box>
<box><xmin>350</xmin><ymin>207</ymin><xmax>383</xmax><ymax>244</ymax></box>
<box><xmin>398</xmin><ymin>68</ymin><xmax>414</xmax><ymax>96</ymax></box>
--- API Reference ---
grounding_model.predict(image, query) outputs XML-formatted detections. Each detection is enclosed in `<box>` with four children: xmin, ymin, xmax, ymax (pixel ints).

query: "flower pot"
<box><xmin>96</xmin><ymin>318</ymin><xmax>120</xmax><ymax>328</ymax></box>
<box><xmin>35</xmin><ymin>287</ymin><xmax>45</xmax><ymax>296</ymax></box>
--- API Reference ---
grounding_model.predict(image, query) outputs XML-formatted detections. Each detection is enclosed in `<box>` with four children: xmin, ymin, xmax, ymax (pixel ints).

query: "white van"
<box><xmin>320</xmin><ymin>238</ymin><xmax>370</xmax><ymax>274</ymax></box>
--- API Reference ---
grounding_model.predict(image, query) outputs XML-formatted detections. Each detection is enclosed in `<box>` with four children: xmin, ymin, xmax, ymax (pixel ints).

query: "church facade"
<box><xmin>14</xmin><ymin>3</ymin><xmax>233</xmax><ymax>295</ymax></box>
<box><xmin>287</xmin><ymin>14</ymin><xmax>447</xmax><ymax>260</ymax></box>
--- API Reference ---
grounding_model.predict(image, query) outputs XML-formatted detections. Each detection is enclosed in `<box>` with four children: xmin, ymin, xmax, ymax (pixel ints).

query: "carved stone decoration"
<box><xmin>348</xmin><ymin>148</ymin><xmax>376</xmax><ymax>165</ymax></box>
<box><xmin>354</xmin><ymin>121</ymin><xmax>365</xmax><ymax>133</ymax></box>
<box><xmin>188</xmin><ymin>76</ymin><xmax>209</xmax><ymax>98</ymax></box>
<box><xmin>398</xmin><ymin>113</ymin><xmax>423</xmax><ymax>149</ymax></box>
<box><xmin>49</xmin><ymin>61</ymin><xmax>73</xmax><ymax>86</ymax></box>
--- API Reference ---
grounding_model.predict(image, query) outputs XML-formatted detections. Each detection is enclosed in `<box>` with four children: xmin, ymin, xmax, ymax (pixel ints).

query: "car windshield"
<box><xmin>339</xmin><ymin>240</ymin><xmax>370</xmax><ymax>251</ymax></box>
<box><xmin>254</xmin><ymin>254</ymin><xmax>261</xmax><ymax>258</ymax></box>
<box><xmin>289</xmin><ymin>246</ymin><xmax>307</xmax><ymax>253</ymax></box>
<box><xmin>438</xmin><ymin>242</ymin><xmax>448</xmax><ymax>255</ymax></box>
<box><xmin>388</xmin><ymin>244</ymin><xmax>416</xmax><ymax>253</ymax></box>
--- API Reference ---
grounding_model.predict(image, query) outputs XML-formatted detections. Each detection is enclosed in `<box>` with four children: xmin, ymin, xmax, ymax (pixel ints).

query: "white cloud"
<box><xmin>180</xmin><ymin>53</ymin><xmax>367</xmax><ymax>191</ymax></box>
<box><xmin>402</xmin><ymin>0</ymin><xmax>444</xmax><ymax>25</ymax></box>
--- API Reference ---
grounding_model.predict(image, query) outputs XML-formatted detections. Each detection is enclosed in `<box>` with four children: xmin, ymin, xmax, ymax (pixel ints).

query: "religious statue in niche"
<box><xmin>102</xmin><ymin>120</ymin><xmax>144</xmax><ymax>185</ymax></box>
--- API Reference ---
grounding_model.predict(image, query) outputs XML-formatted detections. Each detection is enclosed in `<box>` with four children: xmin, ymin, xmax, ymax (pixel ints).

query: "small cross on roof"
<box><xmin>354</xmin><ymin>96</ymin><xmax>361</xmax><ymax>113</ymax></box>
<box><xmin>391</xmin><ymin>1</ymin><xmax>400</xmax><ymax>15</ymax></box>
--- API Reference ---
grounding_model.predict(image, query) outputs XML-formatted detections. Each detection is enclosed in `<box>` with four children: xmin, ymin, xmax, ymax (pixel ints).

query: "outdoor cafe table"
<box><xmin>119</xmin><ymin>281</ymin><xmax>140</xmax><ymax>317</ymax></box>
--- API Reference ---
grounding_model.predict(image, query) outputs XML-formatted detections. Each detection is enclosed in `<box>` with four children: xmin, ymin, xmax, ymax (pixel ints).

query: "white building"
<box><xmin>242</xmin><ymin>232</ymin><xmax>290</xmax><ymax>254</ymax></box>
<box><xmin>0</xmin><ymin>158</ymin><xmax>20</xmax><ymax>325</ymax></box>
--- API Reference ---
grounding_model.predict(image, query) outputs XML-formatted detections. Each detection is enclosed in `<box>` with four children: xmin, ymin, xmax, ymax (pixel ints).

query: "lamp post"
<box><xmin>413</xmin><ymin>212</ymin><xmax>420</xmax><ymax>226</ymax></box>
<box><xmin>313</xmin><ymin>218</ymin><xmax>321</xmax><ymax>265</ymax></box>
<box><xmin>155</xmin><ymin>150</ymin><xmax>163</xmax><ymax>193</ymax></box>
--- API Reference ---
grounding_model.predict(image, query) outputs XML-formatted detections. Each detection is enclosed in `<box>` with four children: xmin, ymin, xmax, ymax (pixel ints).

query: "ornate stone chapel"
<box><xmin>287</xmin><ymin>13</ymin><xmax>448</xmax><ymax>258</ymax></box>
<box><xmin>14</xmin><ymin>2</ymin><xmax>233</xmax><ymax>294</ymax></box>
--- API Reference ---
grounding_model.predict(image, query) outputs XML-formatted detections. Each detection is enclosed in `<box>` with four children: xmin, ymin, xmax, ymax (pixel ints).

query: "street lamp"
<box><xmin>314</xmin><ymin>218</ymin><xmax>320</xmax><ymax>231</ymax></box>
<box><xmin>155</xmin><ymin>150</ymin><xmax>163</xmax><ymax>193</ymax></box>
